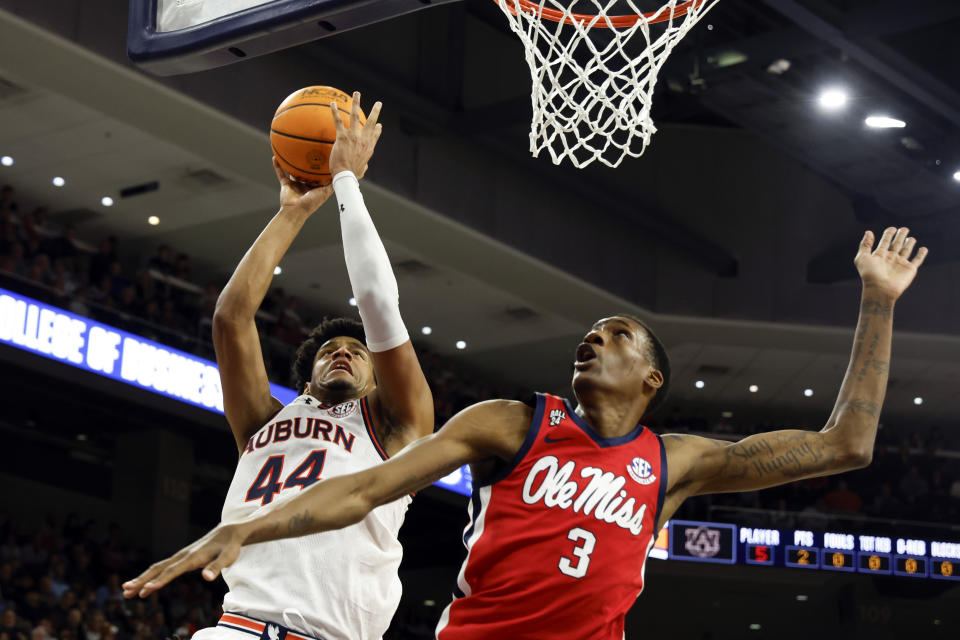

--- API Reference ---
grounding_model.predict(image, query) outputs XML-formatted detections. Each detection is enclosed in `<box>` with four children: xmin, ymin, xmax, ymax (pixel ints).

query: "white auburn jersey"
<box><xmin>219</xmin><ymin>394</ymin><xmax>410</xmax><ymax>640</ymax></box>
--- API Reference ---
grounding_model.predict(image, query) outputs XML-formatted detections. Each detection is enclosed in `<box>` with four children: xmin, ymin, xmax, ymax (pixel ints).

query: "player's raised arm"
<box><xmin>213</xmin><ymin>158</ymin><xmax>336</xmax><ymax>452</ymax></box>
<box><xmin>659</xmin><ymin>228</ymin><xmax>927</xmax><ymax>517</ymax></box>
<box><xmin>328</xmin><ymin>94</ymin><xmax>433</xmax><ymax>448</ymax></box>
<box><xmin>122</xmin><ymin>399</ymin><xmax>528</xmax><ymax>598</ymax></box>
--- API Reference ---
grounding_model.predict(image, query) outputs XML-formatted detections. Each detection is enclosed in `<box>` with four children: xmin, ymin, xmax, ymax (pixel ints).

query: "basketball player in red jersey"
<box><xmin>125</xmin><ymin>227</ymin><xmax>926</xmax><ymax>639</ymax></box>
<box><xmin>122</xmin><ymin>95</ymin><xmax>434</xmax><ymax>640</ymax></box>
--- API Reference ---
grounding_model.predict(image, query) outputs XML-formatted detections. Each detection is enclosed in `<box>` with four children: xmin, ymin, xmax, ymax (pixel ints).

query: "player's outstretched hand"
<box><xmin>273</xmin><ymin>156</ymin><xmax>333</xmax><ymax>217</ymax></box>
<box><xmin>328</xmin><ymin>92</ymin><xmax>382</xmax><ymax>179</ymax></box>
<box><xmin>854</xmin><ymin>227</ymin><xmax>928</xmax><ymax>301</ymax></box>
<box><xmin>121</xmin><ymin>523</ymin><xmax>245</xmax><ymax>598</ymax></box>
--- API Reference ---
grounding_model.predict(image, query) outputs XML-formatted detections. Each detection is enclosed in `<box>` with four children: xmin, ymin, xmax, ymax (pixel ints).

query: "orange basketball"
<box><xmin>270</xmin><ymin>86</ymin><xmax>365</xmax><ymax>186</ymax></box>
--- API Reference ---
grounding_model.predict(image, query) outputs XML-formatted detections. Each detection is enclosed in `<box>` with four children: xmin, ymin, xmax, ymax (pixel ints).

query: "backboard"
<box><xmin>128</xmin><ymin>0</ymin><xmax>456</xmax><ymax>76</ymax></box>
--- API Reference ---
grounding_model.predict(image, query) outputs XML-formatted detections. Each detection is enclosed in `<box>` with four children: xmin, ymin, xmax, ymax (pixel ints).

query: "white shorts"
<box><xmin>193</xmin><ymin>612</ymin><xmax>326</xmax><ymax>640</ymax></box>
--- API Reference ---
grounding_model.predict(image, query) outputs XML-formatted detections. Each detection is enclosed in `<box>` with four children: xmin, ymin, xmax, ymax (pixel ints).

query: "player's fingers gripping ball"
<box><xmin>270</xmin><ymin>86</ymin><xmax>366</xmax><ymax>186</ymax></box>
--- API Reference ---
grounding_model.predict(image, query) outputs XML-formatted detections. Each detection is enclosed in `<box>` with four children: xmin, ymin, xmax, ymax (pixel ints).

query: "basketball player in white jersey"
<box><xmin>122</xmin><ymin>95</ymin><xmax>433</xmax><ymax>640</ymax></box>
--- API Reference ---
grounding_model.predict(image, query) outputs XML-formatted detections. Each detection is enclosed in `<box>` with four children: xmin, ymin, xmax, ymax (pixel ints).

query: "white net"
<box><xmin>496</xmin><ymin>0</ymin><xmax>720</xmax><ymax>168</ymax></box>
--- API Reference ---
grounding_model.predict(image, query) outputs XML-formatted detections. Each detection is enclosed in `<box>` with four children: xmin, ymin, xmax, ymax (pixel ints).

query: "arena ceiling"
<box><xmin>1</xmin><ymin>1</ymin><xmax>960</xmax><ymax>428</ymax></box>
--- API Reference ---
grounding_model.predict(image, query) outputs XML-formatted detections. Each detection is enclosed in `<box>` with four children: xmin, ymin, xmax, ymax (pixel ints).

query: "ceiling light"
<box><xmin>76</xmin><ymin>434</ymin><xmax>87</xmax><ymax>441</ymax></box>
<box><xmin>796</xmin><ymin>594</ymin><xmax>808</xmax><ymax>602</ymax></box>
<box><xmin>913</xmin><ymin>397</ymin><xmax>923</xmax><ymax>405</ymax></box>
<box><xmin>694</xmin><ymin>380</ymin><xmax>705</xmax><ymax>389</ymax></box>
<box><xmin>953</xmin><ymin>170</ymin><xmax>960</xmax><ymax>182</ymax></box>
<box><xmin>456</xmin><ymin>340</ymin><xmax>467</xmax><ymax>350</ymax></box>
<box><xmin>101</xmin><ymin>196</ymin><xmax>114</xmax><ymax>207</ymax></box>
<box><xmin>273</xmin><ymin>266</ymin><xmax>282</xmax><ymax>275</ymax></box>
<box><xmin>421</xmin><ymin>326</ymin><xmax>432</xmax><ymax>335</ymax></box>
<box><xmin>766</xmin><ymin>58</ymin><xmax>791</xmax><ymax>75</ymax></box>
<box><xmin>52</xmin><ymin>176</ymin><xmax>65</xmax><ymax>187</ymax></box>
<box><xmin>0</xmin><ymin>156</ymin><xmax>13</xmax><ymax>166</ymax></box>
<box><xmin>865</xmin><ymin>116</ymin><xmax>906</xmax><ymax>129</ymax></box>
<box><xmin>348</xmin><ymin>297</ymin><xmax>357</xmax><ymax>307</ymax></box>
<box><xmin>147</xmin><ymin>216</ymin><xmax>159</xmax><ymax>226</ymax></box>
<box><xmin>749</xmin><ymin>384</ymin><xmax>759</xmax><ymax>393</ymax></box>
<box><xmin>803</xmin><ymin>388</ymin><xmax>814</xmax><ymax>397</ymax></box>
<box><xmin>749</xmin><ymin>624</ymin><xmax>761</xmax><ymax>631</ymax></box>
<box><xmin>818</xmin><ymin>88</ymin><xmax>848</xmax><ymax>111</ymax></box>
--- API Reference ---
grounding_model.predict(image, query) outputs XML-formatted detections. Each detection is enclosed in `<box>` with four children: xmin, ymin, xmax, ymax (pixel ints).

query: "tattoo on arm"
<box><xmin>846</xmin><ymin>400</ymin><xmax>881</xmax><ymax>417</ymax></box>
<box><xmin>861</xmin><ymin>300</ymin><xmax>893</xmax><ymax>320</ymax></box>
<box><xmin>856</xmin><ymin>331</ymin><xmax>883</xmax><ymax>383</ymax></box>
<box><xmin>719</xmin><ymin>432</ymin><xmax>835</xmax><ymax>484</ymax></box>
<box><xmin>286</xmin><ymin>510</ymin><xmax>316</xmax><ymax>537</ymax></box>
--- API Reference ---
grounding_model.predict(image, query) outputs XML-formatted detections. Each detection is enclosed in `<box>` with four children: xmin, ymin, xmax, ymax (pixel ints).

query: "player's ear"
<box><xmin>645</xmin><ymin>368</ymin><xmax>664</xmax><ymax>390</ymax></box>
<box><xmin>303</xmin><ymin>382</ymin><xmax>311</xmax><ymax>394</ymax></box>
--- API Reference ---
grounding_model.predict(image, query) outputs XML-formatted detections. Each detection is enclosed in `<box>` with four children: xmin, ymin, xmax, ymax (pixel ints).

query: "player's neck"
<box><xmin>574</xmin><ymin>396</ymin><xmax>645</xmax><ymax>439</ymax></box>
<box><xmin>308</xmin><ymin>384</ymin><xmax>366</xmax><ymax>406</ymax></box>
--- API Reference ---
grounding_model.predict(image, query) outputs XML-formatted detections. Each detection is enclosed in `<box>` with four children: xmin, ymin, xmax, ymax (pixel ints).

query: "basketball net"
<box><xmin>496</xmin><ymin>0</ymin><xmax>720</xmax><ymax>168</ymax></box>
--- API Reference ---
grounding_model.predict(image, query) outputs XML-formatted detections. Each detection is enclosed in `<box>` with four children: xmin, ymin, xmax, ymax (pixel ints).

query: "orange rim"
<box><xmin>499</xmin><ymin>0</ymin><xmax>708</xmax><ymax>28</ymax></box>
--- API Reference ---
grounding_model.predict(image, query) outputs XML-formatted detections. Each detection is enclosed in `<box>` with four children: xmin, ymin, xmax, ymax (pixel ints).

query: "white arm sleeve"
<box><xmin>333</xmin><ymin>171</ymin><xmax>409</xmax><ymax>352</ymax></box>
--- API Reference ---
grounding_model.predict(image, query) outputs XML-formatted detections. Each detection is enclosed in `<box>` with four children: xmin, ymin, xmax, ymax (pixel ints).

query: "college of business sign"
<box><xmin>0</xmin><ymin>287</ymin><xmax>297</xmax><ymax>412</ymax></box>
<box><xmin>0</xmin><ymin>287</ymin><xmax>475</xmax><ymax>496</ymax></box>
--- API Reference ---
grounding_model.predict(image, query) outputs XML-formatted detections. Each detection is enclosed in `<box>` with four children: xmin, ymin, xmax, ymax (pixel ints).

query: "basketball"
<box><xmin>270</xmin><ymin>86</ymin><xmax>366</xmax><ymax>186</ymax></box>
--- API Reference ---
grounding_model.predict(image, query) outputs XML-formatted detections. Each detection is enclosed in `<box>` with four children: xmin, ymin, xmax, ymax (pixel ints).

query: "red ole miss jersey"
<box><xmin>436</xmin><ymin>393</ymin><xmax>667</xmax><ymax>640</ymax></box>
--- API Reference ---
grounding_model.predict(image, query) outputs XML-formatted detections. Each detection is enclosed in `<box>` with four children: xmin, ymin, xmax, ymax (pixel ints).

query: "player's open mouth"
<box><xmin>330</xmin><ymin>361</ymin><xmax>353</xmax><ymax>375</ymax></box>
<box><xmin>574</xmin><ymin>343</ymin><xmax>596</xmax><ymax>369</ymax></box>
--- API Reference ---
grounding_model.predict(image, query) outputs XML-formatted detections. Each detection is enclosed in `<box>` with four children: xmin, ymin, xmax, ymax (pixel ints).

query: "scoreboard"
<box><xmin>654</xmin><ymin>520</ymin><xmax>959</xmax><ymax>581</ymax></box>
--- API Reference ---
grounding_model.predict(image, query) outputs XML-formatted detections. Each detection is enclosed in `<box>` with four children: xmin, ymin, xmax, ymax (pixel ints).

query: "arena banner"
<box><xmin>0</xmin><ymin>287</ymin><xmax>474</xmax><ymax>496</ymax></box>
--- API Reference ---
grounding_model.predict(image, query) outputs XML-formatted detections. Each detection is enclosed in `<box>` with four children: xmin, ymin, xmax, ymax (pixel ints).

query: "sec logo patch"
<box><xmin>328</xmin><ymin>400</ymin><xmax>358</xmax><ymax>419</ymax></box>
<box><xmin>627</xmin><ymin>457</ymin><xmax>656</xmax><ymax>485</ymax></box>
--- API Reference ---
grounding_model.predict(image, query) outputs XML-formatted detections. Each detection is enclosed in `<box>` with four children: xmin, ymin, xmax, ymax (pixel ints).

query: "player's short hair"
<box><xmin>616</xmin><ymin>313</ymin><xmax>671</xmax><ymax>414</ymax></box>
<box><xmin>293</xmin><ymin>317</ymin><xmax>367</xmax><ymax>389</ymax></box>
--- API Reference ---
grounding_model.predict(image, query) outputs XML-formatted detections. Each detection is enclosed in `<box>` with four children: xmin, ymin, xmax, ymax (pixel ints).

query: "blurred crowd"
<box><xmin>0</xmin><ymin>513</ymin><xmax>436</xmax><ymax>640</ymax></box>
<box><xmin>0</xmin><ymin>514</ymin><xmax>221</xmax><ymax>640</ymax></box>
<box><xmin>0</xmin><ymin>183</ymin><xmax>517</xmax><ymax>423</ymax></box>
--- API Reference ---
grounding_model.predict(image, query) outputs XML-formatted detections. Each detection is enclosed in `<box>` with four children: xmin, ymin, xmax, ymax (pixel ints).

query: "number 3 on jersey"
<box><xmin>246</xmin><ymin>450</ymin><xmax>327</xmax><ymax>505</ymax></box>
<box><xmin>559</xmin><ymin>527</ymin><xmax>596</xmax><ymax>578</ymax></box>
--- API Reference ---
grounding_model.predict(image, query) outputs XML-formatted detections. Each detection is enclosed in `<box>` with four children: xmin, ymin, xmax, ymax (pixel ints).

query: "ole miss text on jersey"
<box><xmin>436</xmin><ymin>393</ymin><xmax>667</xmax><ymax>640</ymax></box>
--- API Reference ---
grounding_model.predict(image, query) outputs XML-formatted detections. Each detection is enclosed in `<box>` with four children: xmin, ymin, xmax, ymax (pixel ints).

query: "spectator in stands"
<box><xmin>146</xmin><ymin>246</ymin><xmax>174</xmax><ymax>275</ymax></box>
<box><xmin>159</xmin><ymin>300</ymin><xmax>184</xmax><ymax>334</ymax></box>
<box><xmin>22</xmin><ymin>208</ymin><xmax>51</xmax><ymax>244</ymax></box>
<box><xmin>93</xmin><ymin>576</ymin><xmax>122</xmax><ymax>611</ymax></box>
<box><xmin>1</xmin><ymin>608</ymin><xmax>29</xmax><ymax>640</ymax></box>
<box><xmin>48</xmin><ymin>563</ymin><xmax>70</xmax><ymax>600</ymax></box>
<box><xmin>133</xmin><ymin>272</ymin><xmax>155</xmax><ymax>306</ymax></box>
<box><xmin>899</xmin><ymin>465</ymin><xmax>930</xmax><ymax>501</ymax></box>
<box><xmin>0</xmin><ymin>185</ymin><xmax>18</xmax><ymax>215</ymax></box>
<box><xmin>18</xmin><ymin>593</ymin><xmax>48</xmax><ymax>627</ymax></box>
<box><xmin>27</xmin><ymin>255</ymin><xmax>53</xmax><ymax>287</ymax></box>
<box><xmin>88</xmin><ymin>237</ymin><xmax>117</xmax><ymax>286</ymax></box>
<box><xmin>88</xmin><ymin>275</ymin><xmax>114</xmax><ymax>308</ymax></box>
<box><xmin>172</xmin><ymin>253</ymin><xmax>191</xmax><ymax>282</ymax></box>
<box><xmin>0</xmin><ymin>212</ymin><xmax>18</xmax><ymax>254</ymax></box>
<box><xmin>117</xmin><ymin>285</ymin><xmax>143</xmax><ymax>319</ymax></box>
<box><xmin>822</xmin><ymin>479</ymin><xmax>863</xmax><ymax>513</ymax></box>
<box><xmin>0</xmin><ymin>242</ymin><xmax>27</xmax><ymax>277</ymax></box>
<box><xmin>46</xmin><ymin>227</ymin><xmax>80</xmax><ymax>270</ymax></box>
<box><xmin>107</xmin><ymin>263</ymin><xmax>129</xmax><ymax>300</ymax></box>
<box><xmin>51</xmin><ymin>260</ymin><xmax>78</xmax><ymax>298</ymax></box>
<box><xmin>68</xmin><ymin>288</ymin><xmax>91</xmax><ymax>317</ymax></box>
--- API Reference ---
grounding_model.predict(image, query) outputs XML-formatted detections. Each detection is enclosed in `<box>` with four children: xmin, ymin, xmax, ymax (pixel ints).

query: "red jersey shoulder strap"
<box><xmin>476</xmin><ymin>393</ymin><xmax>549</xmax><ymax>487</ymax></box>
